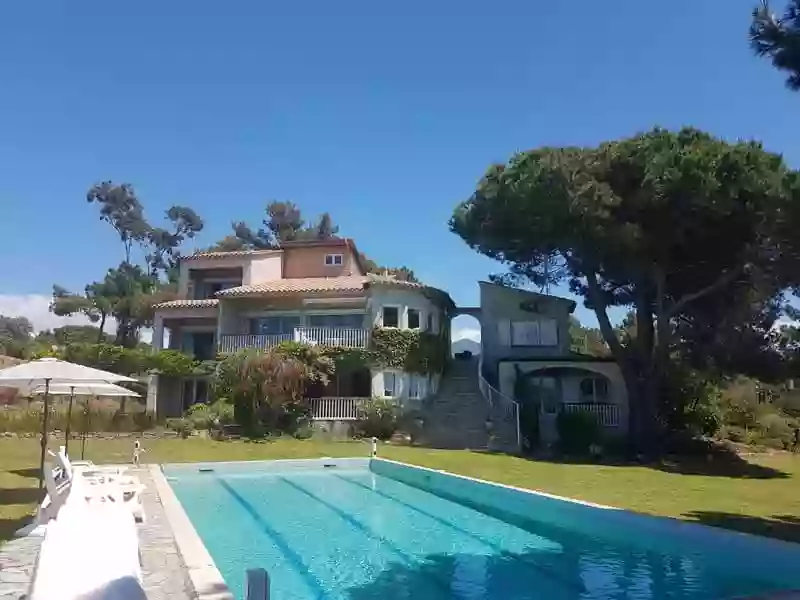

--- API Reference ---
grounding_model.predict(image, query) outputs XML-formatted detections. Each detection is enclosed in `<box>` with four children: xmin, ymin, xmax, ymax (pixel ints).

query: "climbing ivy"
<box><xmin>371</xmin><ymin>327</ymin><xmax>447</xmax><ymax>374</ymax></box>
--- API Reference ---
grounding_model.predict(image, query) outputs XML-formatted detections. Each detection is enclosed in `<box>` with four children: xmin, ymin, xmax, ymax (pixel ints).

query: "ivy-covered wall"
<box><xmin>370</xmin><ymin>327</ymin><xmax>447</xmax><ymax>374</ymax></box>
<box><xmin>271</xmin><ymin>328</ymin><xmax>448</xmax><ymax>375</ymax></box>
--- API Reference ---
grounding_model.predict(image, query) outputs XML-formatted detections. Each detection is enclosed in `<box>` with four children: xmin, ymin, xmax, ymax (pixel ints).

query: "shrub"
<box><xmin>355</xmin><ymin>397</ymin><xmax>399</xmax><ymax>440</ymax></box>
<box><xmin>293</xmin><ymin>424</ymin><xmax>314</xmax><ymax>439</ymax></box>
<box><xmin>721</xmin><ymin>425</ymin><xmax>748</xmax><ymax>443</ymax></box>
<box><xmin>758</xmin><ymin>412</ymin><xmax>794</xmax><ymax>445</ymax></box>
<box><xmin>555</xmin><ymin>410</ymin><xmax>601</xmax><ymax>455</ymax></box>
<box><xmin>185</xmin><ymin>403</ymin><xmax>214</xmax><ymax>430</ymax></box>
<box><xmin>166</xmin><ymin>417</ymin><xmax>194</xmax><ymax>438</ymax></box>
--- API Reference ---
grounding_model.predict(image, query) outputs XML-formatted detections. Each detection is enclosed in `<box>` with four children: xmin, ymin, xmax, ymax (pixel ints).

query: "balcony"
<box><xmin>218</xmin><ymin>327</ymin><xmax>370</xmax><ymax>354</ymax></box>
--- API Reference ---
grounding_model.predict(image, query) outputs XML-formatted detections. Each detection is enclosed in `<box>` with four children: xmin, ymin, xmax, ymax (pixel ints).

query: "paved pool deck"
<box><xmin>0</xmin><ymin>465</ymin><xmax>200</xmax><ymax>600</ymax></box>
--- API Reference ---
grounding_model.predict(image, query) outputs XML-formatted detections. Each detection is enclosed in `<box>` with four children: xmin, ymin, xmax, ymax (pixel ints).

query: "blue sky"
<box><xmin>1</xmin><ymin>0</ymin><xmax>798</xmax><ymax>339</ymax></box>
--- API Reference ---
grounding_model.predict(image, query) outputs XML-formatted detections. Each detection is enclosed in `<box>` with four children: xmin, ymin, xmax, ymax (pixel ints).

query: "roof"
<box><xmin>182</xmin><ymin>249</ymin><xmax>280</xmax><ymax>261</ymax></box>
<box><xmin>217</xmin><ymin>276</ymin><xmax>368</xmax><ymax>297</ymax></box>
<box><xmin>216</xmin><ymin>274</ymin><xmax>452</xmax><ymax>304</ymax></box>
<box><xmin>478</xmin><ymin>280</ymin><xmax>577</xmax><ymax>313</ymax></box>
<box><xmin>152</xmin><ymin>299</ymin><xmax>220</xmax><ymax>309</ymax></box>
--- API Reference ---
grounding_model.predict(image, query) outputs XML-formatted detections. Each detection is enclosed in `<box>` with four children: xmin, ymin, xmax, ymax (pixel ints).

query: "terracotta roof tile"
<box><xmin>218</xmin><ymin>276</ymin><xmax>369</xmax><ymax>297</ymax></box>
<box><xmin>183</xmin><ymin>250</ymin><xmax>280</xmax><ymax>261</ymax></box>
<box><xmin>153</xmin><ymin>299</ymin><xmax>220</xmax><ymax>309</ymax></box>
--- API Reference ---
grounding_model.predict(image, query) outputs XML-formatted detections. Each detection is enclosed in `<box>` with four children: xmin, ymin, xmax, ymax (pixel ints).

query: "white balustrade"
<box><xmin>562</xmin><ymin>403</ymin><xmax>620</xmax><ymax>427</ymax></box>
<box><xmin>219</xmin><ymin>328</ymin><xmax>369</xmax><ymax>353</ymax></box>
<box><xmin>309</xmin><ymin>397</ymin><xmax>370</xmax><ymax>421</ymax></box>
<box><xmin>293</xmin><ymin>327</ymin><xmax>369</xmax><ymax>348</ymax></box>
<box><xmin>218</xmin><ymin>334</ymin><xmax>293</xmax><ymax>353</ymax></box>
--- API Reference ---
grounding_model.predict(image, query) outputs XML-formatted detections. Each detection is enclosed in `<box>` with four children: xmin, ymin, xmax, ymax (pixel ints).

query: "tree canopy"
<box><xmin>451</xmin><ymin>127</ymin><xmax>800</xmax><ymax>451</ymax></box>
<box><xmin>751</xmin><ymin>1</ymin><xmax>800</xmax><ymax>89</ymax></box>
<box><xmin>206</xmin><ymin>200</ymin><xmax>420</xmax><ymax>282</ymax></box>
<box><xmin>52</xmin><ymin>181</ymin><xmax>204</xmax><ymax>347</ymax></box>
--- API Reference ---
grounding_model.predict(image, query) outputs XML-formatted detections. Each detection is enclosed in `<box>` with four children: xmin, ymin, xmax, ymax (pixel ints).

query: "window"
<box><xmin>511</xmin><ymin>321</ymin><xmax>539</xmax><ymax>346</ymax></box>
<box><xmin>426</xmin><ymin>313</ymin><xmax>433</xmax><ymax>331</ymax></box>
<box><xmin>250</xmin><ymin>316</ymin><xmax>301</xmax><ymax>336</ymax></box>
<box><xmin>407</xmin><ymin>308</ymin><xmax>421</xmax><ymax>330</ymax></box>
<box><xmin>383</xmin><ymin>372</ymin><xmax>397</xmax><ymax>397</ymax></box>
<box><xmin>308</xmin><ymin>314</ymin><xmax>364</xmax><ymax>329</ymax></box>
<box><xmin>382</xmin><ymin>306</ymin><xmax>400</xmax><ymax>327</ymax></box>
<box><xmin>579</xmin><ymin>377</ymin><xmax>609</xmax><ymax>403</ymax></box>
<box><xmin>324</xmin><ymin>254</ymin><xmax>343</xmax><ymax>266</ymax></box>
<box><xmin>511</xmin><ymin>318</ymin><xmax>558</xmax><ymax>346</ymax></box>
<box><xmin>409</xmin><ymin>374</ymin><xmax>426</xmax><ymax>399</ymax></box>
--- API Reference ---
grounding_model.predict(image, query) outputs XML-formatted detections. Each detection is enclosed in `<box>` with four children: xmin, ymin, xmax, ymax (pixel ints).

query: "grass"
<box><xmin>3</xmin><ymin>436</ymin><xmax>800</xmax><ymax>544</ymax></box>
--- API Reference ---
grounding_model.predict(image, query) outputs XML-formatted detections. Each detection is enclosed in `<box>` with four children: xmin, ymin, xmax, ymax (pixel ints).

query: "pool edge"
<box><xmin>150</xmin><ymin>464</ymin><xmax>234</xmax><ymax>600</ymax></box>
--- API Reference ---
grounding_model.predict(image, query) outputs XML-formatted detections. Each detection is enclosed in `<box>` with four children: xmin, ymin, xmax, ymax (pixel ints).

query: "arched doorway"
<box><xmin>450</xmin><ymin>309</ymin><xmax>481</xmax><ymax>359</ymax></box>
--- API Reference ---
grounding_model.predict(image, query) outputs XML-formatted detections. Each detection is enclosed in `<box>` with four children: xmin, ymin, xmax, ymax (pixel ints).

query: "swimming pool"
<box><xmin>164</xmin><ymin>458</ymin><xmax>800</xmax><ymax>600</ymax></box>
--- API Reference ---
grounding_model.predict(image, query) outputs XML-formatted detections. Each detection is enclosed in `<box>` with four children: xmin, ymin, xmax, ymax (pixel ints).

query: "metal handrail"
<box><xmin>477</xmin><ymin>357</ymin><xmax>522</xmax><ymax>453</ymax></box>
<box><xmin>246</xmin><ymin>568</ymin><xmax>269</xmax><ymax>600</ymax></box>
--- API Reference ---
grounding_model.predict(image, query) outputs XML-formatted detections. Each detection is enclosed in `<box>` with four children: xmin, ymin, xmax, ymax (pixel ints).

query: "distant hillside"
<box><xmin>451</xmin><ymin>338</ymin><xmax>480</xmax><ymax>356</ymax></box>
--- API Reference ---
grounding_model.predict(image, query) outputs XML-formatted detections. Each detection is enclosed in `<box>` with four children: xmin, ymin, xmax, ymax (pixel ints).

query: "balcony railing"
<box><xmin>218</xmin><ymin>327</ymin><xmax>370</xmax><ymax>354</ymax></box>
<box><xmin>308</xmin><ymin>397</ymin><xmax>370</xmax><ymax>421</ymax></box>
<box><xmin>562</xmin><ymin>403</ymin><xmax>620</xmax><ymax>427</ymax></box>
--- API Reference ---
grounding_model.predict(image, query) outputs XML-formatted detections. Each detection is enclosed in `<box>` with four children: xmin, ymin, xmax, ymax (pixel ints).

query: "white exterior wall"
<box><xmin>243</xmin><ymin>253</ymin><xmax>283</xmax><ymax>285</ymax></box>
<box><xmin>365</xmin><ymin>286</ymin><xmax>445</xmax><ymax>402</ymax></box>
<box><xmin>367</xmin><ymin>287</ymin><xmax>442</xmax><ymax>332</ymax></box>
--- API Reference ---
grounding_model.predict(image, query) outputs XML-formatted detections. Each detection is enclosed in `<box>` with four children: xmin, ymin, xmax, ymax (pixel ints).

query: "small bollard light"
<box><xmin>370</xmin><ymin>437</ymin><xmax>378</xmax><ymax>458</ymax></box>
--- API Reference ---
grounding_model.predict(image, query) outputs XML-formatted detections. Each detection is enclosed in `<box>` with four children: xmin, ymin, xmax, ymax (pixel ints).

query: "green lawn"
<box><xmin>3</xmin><ymin>436</ymin><xmax>800</xmax><ymax>544</ymax></box>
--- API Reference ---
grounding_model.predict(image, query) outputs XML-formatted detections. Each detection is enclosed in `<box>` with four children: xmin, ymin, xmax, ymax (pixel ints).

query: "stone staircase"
<box><xmin>414</xmin><ymin>357</ymin><xmax>519</xmax><ymax>452</ymax></box>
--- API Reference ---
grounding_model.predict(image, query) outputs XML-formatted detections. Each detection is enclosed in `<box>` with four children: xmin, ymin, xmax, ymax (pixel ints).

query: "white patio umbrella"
<box><xmin>28</xmin><ymin>382</ymin><xmax>141</xmax><ymax>458</ymax></box>
<box><xmin>0</xmin><ymin>358</ymin><xmax>137</xmax><ymax>488</ymax></box>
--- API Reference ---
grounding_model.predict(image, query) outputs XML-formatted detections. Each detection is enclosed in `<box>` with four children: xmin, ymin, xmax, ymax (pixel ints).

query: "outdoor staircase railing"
<box><xmin>477</xmin><ymin>357</ymin><xmax>522</xmax><ymax>453</ymax></box>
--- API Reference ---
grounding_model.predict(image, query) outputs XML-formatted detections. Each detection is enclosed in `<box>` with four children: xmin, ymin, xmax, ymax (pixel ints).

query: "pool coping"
<box><xmin>150</xmin><ymin>464</ymin><xmax>234</xmax><ymax>600</ymax></box>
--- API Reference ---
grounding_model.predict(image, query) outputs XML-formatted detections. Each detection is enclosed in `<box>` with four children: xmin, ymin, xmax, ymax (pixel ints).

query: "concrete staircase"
<box><xmin>412</xmin><ymin>356</ymin><xmax>502</xmax><ymax>450</ymax></box>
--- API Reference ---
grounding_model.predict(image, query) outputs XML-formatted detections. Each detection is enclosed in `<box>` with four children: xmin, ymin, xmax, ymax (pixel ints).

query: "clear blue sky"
<box><xmin>1</xmin><ymin>0</ymin><xmax>798</xmax><ymax>335</ymax></box>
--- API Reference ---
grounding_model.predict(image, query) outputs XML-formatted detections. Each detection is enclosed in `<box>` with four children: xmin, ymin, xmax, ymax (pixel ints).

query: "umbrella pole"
<box><xmin>81</xmin><ymin>398</ymin><xmax>91</xmax><ymax>460</ymax></box>
<box><xmin>64</xmin><ymin>386</ymin><xmax>75</xmax><ymax>456</ymax></box>
<box><xmin>38</xmin><ymin>379</ymin><xmax>51</xmax><ymax>490</ymax></box>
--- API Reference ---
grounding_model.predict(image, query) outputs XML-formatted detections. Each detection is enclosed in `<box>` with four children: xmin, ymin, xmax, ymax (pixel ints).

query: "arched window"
<box><xmin>579</xmin><ymin>376</ymin><xmax>609</xmax><ymax>403</ymax></box>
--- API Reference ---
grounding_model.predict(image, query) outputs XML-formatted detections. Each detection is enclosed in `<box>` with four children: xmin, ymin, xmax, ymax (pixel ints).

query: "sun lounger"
<box><xmin>30</xmin><ymin>487</ymin><xmax>145</xmax><ymax>600</ymax></box>
<box><xmin>42</xmin><ymin>451</ymin><xmax>146</xmax><ymax>523</ymax></box>
<box><xmin>57</xmin><ymin>446</ymin><xmax>129</xmax><ymax>479</ymax></box>
<box><xmin>37</xmin><ymin>461</ymin><xmax>73</xmax><ymax>525</ymax></box>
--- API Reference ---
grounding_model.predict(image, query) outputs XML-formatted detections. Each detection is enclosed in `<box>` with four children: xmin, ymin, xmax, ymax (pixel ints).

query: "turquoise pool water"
<box><xmin>167</xmin><ymin>462</ymin><xmax>788</xmax><ymax>600</ymax></box>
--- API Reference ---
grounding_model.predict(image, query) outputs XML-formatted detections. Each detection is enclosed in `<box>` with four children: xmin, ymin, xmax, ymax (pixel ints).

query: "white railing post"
<box><xmin>370</xmin><ymin>437</ymin><xmax>377</xmax><ymax>458</ymax></box>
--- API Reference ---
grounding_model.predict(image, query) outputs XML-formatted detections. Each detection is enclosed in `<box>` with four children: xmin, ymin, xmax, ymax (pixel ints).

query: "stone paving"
<box><xmin>134</xmin><ymin>467</ymin><xmax>197</xmax><ymax>600</ymax></box>
<box><xmin>0</xmin><ymin>532</ymin><xmax>42</xmax><ymax>599</ymax></box>
<box><xmin>0</xmin><ymin>467</ymin><xmax>198</xmax><ymax>600</ymax></box>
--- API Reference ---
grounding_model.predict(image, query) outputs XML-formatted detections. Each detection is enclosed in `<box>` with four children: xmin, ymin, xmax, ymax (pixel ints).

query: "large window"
<box><xmin>511</xmin><ymin>318</ymin><xmax>558</xmax><ymax>347</ymax></box>
<box><xmin>407</xmin><ymin>308</ymin><xmax>421</xmax><ymax>330</ymax></box>
<box><xmin>409</xmin><ymin>374</ymin><xmax>426</xmax><ymax>399</ymax></box>
<box><xmin>382</xmin><ymin>306</ymin><xmax>400</xmax><ymax>327</ymax></box>
<box><xmin>250</xmin><ymin>316</ymin><xmax>301</xmax><ymax>336</ymax></box>
<box><xmin>579</xmin><ymin>376</ymin><xmax>609</xmax><ymax>403</ymax></box>
<box><xmin>383</xmin><ymin>372</ymin><xmax>397</xmax><ymax>397</ymax></box>
<box><xmin>308</xmin><ymin>314</ymin><xmax>364</xmax><ymax>329</ymax></box>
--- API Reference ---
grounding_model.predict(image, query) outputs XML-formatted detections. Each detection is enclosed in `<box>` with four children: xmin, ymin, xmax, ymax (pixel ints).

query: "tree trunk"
<box><xmin>97</xmin><ymin>313</ymin><xmax>107</xmax><ymax>343</ymax></box>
